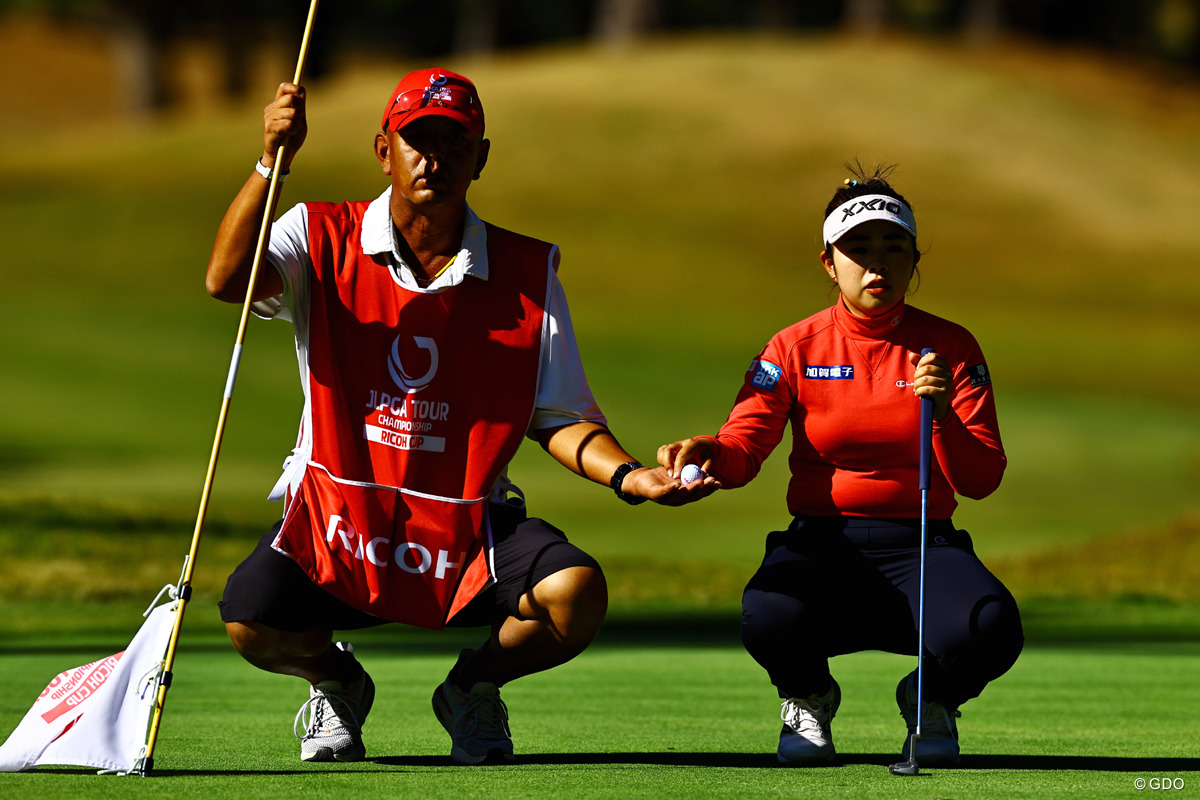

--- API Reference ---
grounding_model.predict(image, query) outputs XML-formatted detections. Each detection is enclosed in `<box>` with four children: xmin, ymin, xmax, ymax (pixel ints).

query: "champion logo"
<box><xmin>389</xmin><ymin>336</ymin><xmax>439</xmax><ymax>393</ymax></box>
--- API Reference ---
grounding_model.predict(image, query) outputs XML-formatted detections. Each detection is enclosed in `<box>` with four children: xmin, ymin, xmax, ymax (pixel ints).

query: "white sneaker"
<box><xmin>431</xmin><ymin>649</ymin><xmax>515</xmax><ymax>765</ymax></box>
<box><xmin>896</xmin><ymin>670</ymin><xmax>961</xmax><ymax>765</ymax></box>
<box><xmin>294</xmin><ymin>642</ymin><xmax>375</xmax><ymax>762</ymax></box>
<box><xmin>777</xmin><ymin>679</ymin><xmax>840</xmax><ymax>765</ymax></box>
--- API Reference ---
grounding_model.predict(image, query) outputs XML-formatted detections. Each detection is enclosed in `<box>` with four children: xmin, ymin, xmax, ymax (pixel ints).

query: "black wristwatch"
<box><xmin>610</xmin><ymin>461</ymin><xmax>647</xmax><ymax>505</ymax></box>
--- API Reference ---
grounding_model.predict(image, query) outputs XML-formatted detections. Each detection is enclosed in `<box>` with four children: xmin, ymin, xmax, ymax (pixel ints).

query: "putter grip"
<box><xmin>919</xmin><ymin>348</ymin><xmax>934</xmax><ymax>490</ymax></box>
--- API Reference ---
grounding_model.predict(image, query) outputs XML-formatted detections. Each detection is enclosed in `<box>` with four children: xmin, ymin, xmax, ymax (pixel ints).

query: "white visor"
<box><xmin>822</xmin><ymin>194</ymin><xmax>917</xmax><ymax>247</ymax></box>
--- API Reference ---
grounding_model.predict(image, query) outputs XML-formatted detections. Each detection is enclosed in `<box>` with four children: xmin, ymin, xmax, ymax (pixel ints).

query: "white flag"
<box><xmin>0</xmin><ymin>602</ymin><xmax>178</xmax><ymax>773</ymax></box>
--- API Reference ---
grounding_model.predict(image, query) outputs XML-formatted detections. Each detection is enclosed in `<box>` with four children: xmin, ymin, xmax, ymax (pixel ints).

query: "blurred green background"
<box><xmin>1</xmin><ymin>1</ymin><xmax>1199</xmax><ymax>643</ymax></box>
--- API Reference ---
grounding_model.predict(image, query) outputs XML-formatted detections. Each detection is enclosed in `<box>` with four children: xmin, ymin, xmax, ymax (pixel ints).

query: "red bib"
<box><xmin>273</xmin><ymin>202</ymin><xmax>553</xmax><ymax>628</ymax></box>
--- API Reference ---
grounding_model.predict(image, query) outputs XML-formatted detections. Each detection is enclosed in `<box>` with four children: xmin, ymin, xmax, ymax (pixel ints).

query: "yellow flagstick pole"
<box><xmin>139</xmin><ymin>0</ymin><xmax>321</xmax><ymax>776</ymax></box>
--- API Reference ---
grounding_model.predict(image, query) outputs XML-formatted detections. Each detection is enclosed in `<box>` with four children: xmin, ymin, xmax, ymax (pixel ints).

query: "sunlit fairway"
<box><xmin>1</xmin><ymin>630</ymin><xmax>1198</xmax><ymax>799</ymax></box>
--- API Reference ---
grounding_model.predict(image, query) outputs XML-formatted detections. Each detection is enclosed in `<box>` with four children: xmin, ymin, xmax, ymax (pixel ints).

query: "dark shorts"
<box><xmin>218</xmin><ymin>500</ymin><xmax>601</xmax><ymax>632</ymax></box>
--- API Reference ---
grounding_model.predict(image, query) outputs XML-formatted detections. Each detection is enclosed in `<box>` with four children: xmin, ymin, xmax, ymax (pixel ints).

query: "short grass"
<box><xmin>2</xmin><ymin>632</ymin><xmax>1198</xmax><ymax>799</ymax></box>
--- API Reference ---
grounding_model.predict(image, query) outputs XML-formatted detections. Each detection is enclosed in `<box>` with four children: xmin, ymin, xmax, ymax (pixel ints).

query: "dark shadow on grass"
<box><xmin>369</xmin><ymin>752</ymin><xmax>1200</xmax><ymax>772</ymax></box>
<box><xmin>370</xmin><ymin>753</ymin><xmax>777</xmax><ymax>769</ymax></box>
<box><xmin>822</xmin><ymin>753</ymin><xmax>1200</xmax><ymax>772</ymax></box>
<box><xmin>27</xmin><ymin>767</ymin><xmax>392</xmax><ymax>776</ymax></box>
<box><xmin>28</xmin><ymin>753</ymin><xmax>1200</xmax><ymax>776</ymax></box>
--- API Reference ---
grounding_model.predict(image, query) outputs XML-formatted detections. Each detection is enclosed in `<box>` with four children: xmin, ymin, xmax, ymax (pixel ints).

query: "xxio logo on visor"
<box><xmin>822</xmin><ymin>193</ymin><xmax>917</xmax><ymax>246</ymax></box>
<box><xmin>838</xmin><ymin>197</ymin><xmax>904</xmax><ymax>223</ymax></box>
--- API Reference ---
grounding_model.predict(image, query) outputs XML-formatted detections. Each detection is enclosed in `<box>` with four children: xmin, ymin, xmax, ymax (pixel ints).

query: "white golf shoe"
<box><xmin>777</xmin><ymin>679</ymin><xmax>840</xmax><ymax>765</ymax></box>
<box><xmin>294</xmin><ymin>642</ymin><xmax>375</xmax><ymax>762</ymax></box>
<box><xmin>431</xmin><ymin>649</ymin><xmax>515</xmax><ymax>765</ymax></box>
<box><xmin>896</xmin><ymin>670</ymin><xmax>961</xmax><ymax>765</ymax></box>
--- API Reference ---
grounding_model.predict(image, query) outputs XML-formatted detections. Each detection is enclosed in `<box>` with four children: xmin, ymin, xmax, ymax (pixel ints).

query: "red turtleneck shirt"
<box><xmin>702</xmin><ymin>301</ymin><xmax>1004</xmax><ymax>520</ymax></box>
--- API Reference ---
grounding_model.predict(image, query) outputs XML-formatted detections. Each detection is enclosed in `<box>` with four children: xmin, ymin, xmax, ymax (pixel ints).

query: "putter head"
<box><xmin>888</xmin><ymin>733</ymin><xmax>921</xmax><ymax>775</ymax></box>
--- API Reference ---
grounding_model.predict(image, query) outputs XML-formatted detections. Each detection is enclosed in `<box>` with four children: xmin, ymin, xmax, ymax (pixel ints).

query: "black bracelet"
<box><xmin>610</xmin><ymin>461</ymin><xmax>647</xmax><ymax>505</ymax></box>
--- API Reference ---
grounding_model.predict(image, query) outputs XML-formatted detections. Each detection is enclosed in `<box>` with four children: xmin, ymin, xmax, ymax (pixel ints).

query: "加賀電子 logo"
<box><xmin>389</xmin><ymin>336</ymin><xmax>439</xmax><ymax>393</ymax></box>
<box><xmin>805</xmin><ymin>365</ymin><xmax>854</xmax><ymax>380</ymax></box>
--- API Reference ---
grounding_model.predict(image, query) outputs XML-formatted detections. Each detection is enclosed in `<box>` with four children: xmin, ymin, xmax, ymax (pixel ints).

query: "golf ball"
<box><xmin>680</xmin><ymin>464</ymin><xmax>707</xmax><ymax>484</ymax></box>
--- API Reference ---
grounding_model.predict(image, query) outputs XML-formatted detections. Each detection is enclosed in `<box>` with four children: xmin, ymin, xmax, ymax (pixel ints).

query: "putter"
<box><xmin>889</xmin><ymin>347</ymin><xmax>935</xmax><ymax>777</ymax></box>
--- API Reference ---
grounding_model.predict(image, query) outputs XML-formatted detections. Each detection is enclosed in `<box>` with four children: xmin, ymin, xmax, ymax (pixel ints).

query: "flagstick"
<box><xmin>138</xmin><ymin>0</ymin><xmax>321</xmax><ymax>776</ymax></box>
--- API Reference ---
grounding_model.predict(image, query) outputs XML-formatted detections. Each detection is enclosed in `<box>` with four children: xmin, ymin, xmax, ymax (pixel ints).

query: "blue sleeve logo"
<box><xmin>748</xmin><ymin>359</ymin><xmax>783</xmax><ymax>392</ymax></box>
<box><xmin>804</xmin><ymin>365</ymin><xmax>855</xmax><ymax>380</ymax></box>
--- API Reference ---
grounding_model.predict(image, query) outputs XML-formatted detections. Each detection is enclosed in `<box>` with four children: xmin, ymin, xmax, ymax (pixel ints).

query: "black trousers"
<box><xmin>740</xmin><ymin>517</ymin><xmax>1023</xmax><ymax>709</ymax></box>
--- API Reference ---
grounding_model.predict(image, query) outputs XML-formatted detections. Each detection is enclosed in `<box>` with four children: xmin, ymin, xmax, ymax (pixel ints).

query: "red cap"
<box><xmin>381</xmin><ymin>68</ymin><xmax>484</xmax><ymax>136</ymax></box>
